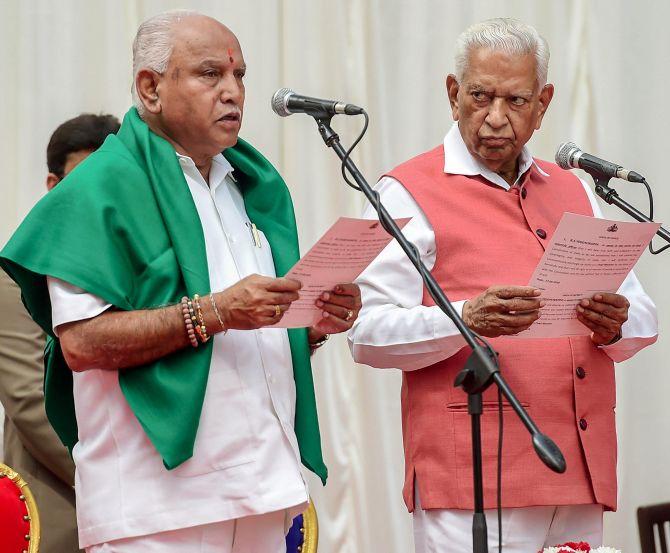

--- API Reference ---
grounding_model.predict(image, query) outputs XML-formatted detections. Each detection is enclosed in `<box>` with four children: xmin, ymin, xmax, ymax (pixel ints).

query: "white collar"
<box><xmin>175</xmin><ymin>152</ymin><xmax>236</xmax><ymax>190</ymax></box>
<box><xmin>443</xmin><ymin>123</ymin><xmax>549</xmax><ymax>190</ymax></box>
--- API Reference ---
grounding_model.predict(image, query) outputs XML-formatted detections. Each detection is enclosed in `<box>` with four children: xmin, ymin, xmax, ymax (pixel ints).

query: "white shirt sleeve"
<box><xmin>47</xmin><ymin>276</ymin><xmax>112</xmax><ymax>336</ymax></box>
<box><xmin>578</xmin><ymin>179</ymin><xmax>659</xmax><ymax>361</ymax></box>
<box><xmin>348</xmin><ymin>176</ymin><xmax>468</xmax><ymax>371</ymax></box>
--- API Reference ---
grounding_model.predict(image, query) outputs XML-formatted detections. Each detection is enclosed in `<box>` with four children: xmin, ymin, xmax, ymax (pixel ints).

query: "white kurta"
<box><xmin>348</xmin><ymin>124</ymin><xmax>658</xmax><ymax>370</ymax></box>
<box><xmin>48</xmin><ymin>153</ymin><xmax>308</xmax><ymax>548</ymax></box>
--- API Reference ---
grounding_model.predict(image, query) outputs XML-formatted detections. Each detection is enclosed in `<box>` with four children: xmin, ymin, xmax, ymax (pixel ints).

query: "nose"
<box><xmin>484</xmin><ymin>97</ymin><xmax>509</xmax><ymax>130</ymax></box>
<box><xmin>219</xmin><ymin>73</ymin><xmax>244</xmax><ymax>105</ymax></box>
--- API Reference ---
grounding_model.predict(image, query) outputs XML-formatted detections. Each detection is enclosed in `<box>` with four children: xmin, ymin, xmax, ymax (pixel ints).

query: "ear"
<box><xmin>535</xmin><ymin>83</ymin><xmax>554</xmax><ymax>130</ymax></box>
<box><xmin>46</xmin><ymin>173</ymin><xmax>60</xmax><ymax>191</ymax></box>
<box><xmin>446</xmin><ymin>74</ymin><xmax>461</xmax><ymax>121</ymax></box>
<box><xmin>135</xmin><ymin>69</ymin><xmax>163</xmax><ymax>115</ymax></box>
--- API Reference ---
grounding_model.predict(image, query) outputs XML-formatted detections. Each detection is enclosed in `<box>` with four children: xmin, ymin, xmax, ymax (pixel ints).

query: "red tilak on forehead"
<box><xmin>228</xmin><ymin>48</ymin><xmax>234</xmax><ymax>63</ymax></box>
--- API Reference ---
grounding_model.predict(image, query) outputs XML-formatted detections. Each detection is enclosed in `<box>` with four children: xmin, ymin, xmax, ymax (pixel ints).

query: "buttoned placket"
<box><xmin>194</xmin><ymin>156</ymin><xmax>301</xmax><ymax>459</ymax></box>
<box><xmin>178</xmin><ymin>154</ymin><xmax>298</xmax><ymax>444</ymax></box>
<box><xmin>212</xmin><ymin>184</ymin><xmax>292</xmax><ymax>432</ymax></box>
<box><xmin>180</xmin><ymin>156</ymin><xmax>244</xmax><ymax>281</ymax></box>
<box><xmin>254</xmin><ymin>334</ymin><xmax>303</xmax><ymax>457</ymax></box>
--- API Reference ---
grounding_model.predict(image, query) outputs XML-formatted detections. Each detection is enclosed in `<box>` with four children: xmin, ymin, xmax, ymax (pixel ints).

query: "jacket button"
<box><xmin>536</xmin><ymin>228</ymin><xmax>547</xmax><ymax>239</ymax></box>
<box><xmin>579</xmin><ymin>418</ymin><xmax>588</xmax><ymax>431</ymax></box>
<box><xmin>576</xmin><ymin>366</ymin><xmax>586</xmax><ymax>379</ymax></box>
<box><xmin>521</xmin><ymin>188</ymin><xmax>527</xmax><ymax>199</ymax></box>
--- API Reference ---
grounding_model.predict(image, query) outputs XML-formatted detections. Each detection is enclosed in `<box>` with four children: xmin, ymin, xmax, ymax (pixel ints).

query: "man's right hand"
<box><xmin>462</xmin><ymin>285</ymin><xmax>544</xmax><ymax>338</ymax></box>
<box><xmin>213</xmin><ymin>274</ymin><xmax>302</xmax><ymax>330</ymax></box>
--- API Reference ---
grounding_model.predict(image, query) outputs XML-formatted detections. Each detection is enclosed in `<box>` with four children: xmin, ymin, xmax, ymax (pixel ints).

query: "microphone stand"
<box><xmin>592</xmin><ymin>176</ymin><xmax>670</xmax><ymax>244</ymax></box>
<box><xmin>312</xmin><ymin>114</ymin><xmax>566</xmax><ymax>553</ymax></box>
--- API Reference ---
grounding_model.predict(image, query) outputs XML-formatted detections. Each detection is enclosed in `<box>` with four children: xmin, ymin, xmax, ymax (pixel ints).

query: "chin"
<box><xmin>480</xmin><ymin>146</ymin><xmax>514</xmax><ymax>160</ymax></box>
<box><xmin>222</xmin><ymin>137</ymin><xmax>239</xmax><ymax>151</ymax></box>
<box><xmin>478</xmin><ymin>152</ymin><xmax>507</xmax><ymax>163</ymax></box>
<box><xmin>213</xmin><ymin>135</ymin><xmax>240</xmax><ymax>152</ymax></box>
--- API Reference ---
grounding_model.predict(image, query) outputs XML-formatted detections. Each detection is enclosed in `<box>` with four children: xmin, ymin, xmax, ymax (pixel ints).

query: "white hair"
<box><xmin>131</xmin><ymin>10</ymin><xmax>201</xmax><ymax>115</ymax></box>
<box><xmin>454</xmin><ymin>18</ymin><xmax>550</xmax><ymax>87</ymax></box>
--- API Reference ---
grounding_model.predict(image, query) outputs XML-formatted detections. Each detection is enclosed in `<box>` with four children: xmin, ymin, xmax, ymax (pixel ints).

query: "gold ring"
<box><xmin>345</xmin><ymin>309</ymin><xmax>354</xmax><ymax>321</ymax></box>
<box><xmin>275</xmin><ymin>304</ymin><xmax>282</xmax><ymax>317</ymax></box>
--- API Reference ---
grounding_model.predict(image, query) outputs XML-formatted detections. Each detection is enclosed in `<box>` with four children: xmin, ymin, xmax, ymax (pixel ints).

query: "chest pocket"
<box><xmin>252</xmin><ymin>228</ymin><xmax>279</xmax><ymax>278</ymax></box>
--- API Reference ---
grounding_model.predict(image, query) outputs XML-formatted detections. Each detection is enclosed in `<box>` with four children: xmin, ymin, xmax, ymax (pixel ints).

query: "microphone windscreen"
<box><xmin>271</xmin><ymin>88</ymin><xmax>293</xmax><ymax>117</ymax></box>
<box><xmin>555</xmin><ymin>141</ymin><xmax>580</xmax><ymax>170</ymax></box>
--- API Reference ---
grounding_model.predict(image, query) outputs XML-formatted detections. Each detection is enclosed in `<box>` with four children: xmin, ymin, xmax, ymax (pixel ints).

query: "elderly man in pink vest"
<box><xmin>349</xmin><ymin>17</ymin><xmax>658</xmax><ymax>553</ymax></box>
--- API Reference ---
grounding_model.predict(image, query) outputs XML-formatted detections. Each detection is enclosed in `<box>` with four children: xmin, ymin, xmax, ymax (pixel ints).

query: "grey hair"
<box><xmin>454</xmin><ymin>18</ymin><xmax>550</xmax><ymax>87</ymax></box>
<box><xmin>131</xmin><ymin>10</ymin><xmax>201</xmax><ymax>115</ymax></box>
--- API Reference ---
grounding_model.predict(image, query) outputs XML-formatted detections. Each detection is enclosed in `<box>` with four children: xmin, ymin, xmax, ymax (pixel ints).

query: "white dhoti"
<box><xmin>87</xmin><ymin>509</ymin><xmax>289</xmax><ymax>553</ymax></box>
<box><xmin>413</xmin><ymin>488</ymin><xmax>603</xmax><ymax>553</ymax></box>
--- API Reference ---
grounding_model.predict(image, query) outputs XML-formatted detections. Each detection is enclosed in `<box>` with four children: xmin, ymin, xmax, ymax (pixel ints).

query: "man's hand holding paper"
<box><xmin>274</xmin><ymin>216</ymin><xmax>410</xmax><ymax>329</ymax></box>
<box><xmin>462</xmin><ymin>285</ymin><xmax>544</xmax><ymax>337</ymax></box>
<box><xmin>576</xmin><ymin>292</ymin><xmax>630</xmax><ymax>345</ymax></box>
<box><xmin>304</xmin><ymin>283</ymin><xmax>363</xmax><ymax>349</ymax></box>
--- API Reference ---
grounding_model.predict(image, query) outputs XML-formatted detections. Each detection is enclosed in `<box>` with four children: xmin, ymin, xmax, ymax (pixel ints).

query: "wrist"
<box><xmin>605</xmin><ymin>329</ymin><xmax>622</xmax><ymax>345</ymax></box>
<box><xmin>208</xmin><ymin>292</ymin><xmax>228</xmax><ymax>334</ymax></box>
<box><xmin>308</xmin><ymin>328</ymin><xmax>329</xmax><ymax>351</ymax></box>
<box><xmin>592</xmin><ymin>329</ymin><xmax>622</xmax><ymax>346</ymax></box>
<box><xmin>462</xmin><ymin>301</ymin><xmax>472</xmax><ymax>327</ymax></box>
<box><xmin>197</xmin><ymin>293</ymin><xmax>227</xmax><ymax>335</ymax></box>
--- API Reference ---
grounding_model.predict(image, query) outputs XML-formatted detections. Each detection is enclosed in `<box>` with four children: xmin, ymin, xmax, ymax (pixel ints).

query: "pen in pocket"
<box><xmin>246</xmin><ymin>222</ymin><xmax>262</xmax><ymax>248</ymax></box>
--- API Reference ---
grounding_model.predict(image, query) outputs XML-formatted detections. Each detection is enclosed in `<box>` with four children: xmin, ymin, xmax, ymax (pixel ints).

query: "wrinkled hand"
<box><xmin>576</xmin><ymin>292</ymin><xmax>629</xmax><ymax>345</ymax></box>
<box><xmin>309</xmin><ymin>283</ymin><xmax>362</xmax><ymax>339</ymax></box>
<box><xmin>463</xmin><ymin>285</ymin><xmax>544</xmax><ymax>338</ymax></box>
<box><xmin>214</xmin><ymin>274</ymin><xmax>301</xmax><ymax>330</ymax></box>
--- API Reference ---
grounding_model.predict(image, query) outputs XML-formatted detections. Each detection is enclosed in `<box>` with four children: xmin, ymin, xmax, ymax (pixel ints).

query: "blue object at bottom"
<box><xmin>285</xmin><ymin>513</ymin><xmax>305</xmax><ymax>552</ymax></box>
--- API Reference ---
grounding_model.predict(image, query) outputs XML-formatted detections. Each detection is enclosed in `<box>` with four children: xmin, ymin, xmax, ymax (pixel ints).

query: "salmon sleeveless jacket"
<box><xmin>386</xmin><ymin>146</ymin><xmax>617</xmax><ymax>512</ymax></box>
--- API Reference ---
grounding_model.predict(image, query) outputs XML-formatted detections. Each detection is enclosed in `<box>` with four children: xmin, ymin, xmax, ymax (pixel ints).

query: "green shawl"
<box><xmin>0</xmin><ymin>107</ymin><xmax>327</xmax><ymax>483</ymax></box>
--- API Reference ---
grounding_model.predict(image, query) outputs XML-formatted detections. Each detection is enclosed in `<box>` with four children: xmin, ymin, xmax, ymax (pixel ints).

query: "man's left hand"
<box><xmin>308</xmin><ymin>283</ymin><xmax>362</xmax><ymax>340</ymax></box>
<box><xmin>576</xmin><ymin>292</ymin><xmax>629</xmax><ymax>346</ymax></box>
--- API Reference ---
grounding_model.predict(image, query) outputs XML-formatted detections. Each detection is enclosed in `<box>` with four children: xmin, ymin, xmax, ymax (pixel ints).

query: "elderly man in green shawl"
<box><xmin>0</xmin><ymin>10</ymin><xmax>361</xmax><ymax>553</ymax></box>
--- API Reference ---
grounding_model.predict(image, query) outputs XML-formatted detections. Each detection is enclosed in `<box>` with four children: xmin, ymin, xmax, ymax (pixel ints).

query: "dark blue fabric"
<box><xmin>285</xmin><ymin>514</ymin><xmax>305</xmax><ymax>552</ymax></box>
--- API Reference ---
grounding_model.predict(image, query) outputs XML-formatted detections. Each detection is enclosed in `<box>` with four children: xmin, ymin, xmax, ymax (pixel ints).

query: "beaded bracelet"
<box><xmin>192</xmin><ymin>294</ymin><xmax>210</xmax><ymax>343</ymax></box>
<box><xmin>180</xmin><ymin>296</ymin><xmax>199</xmax><ymax>348</ymax></box>
<box><xmin>186</xmin><ymin>297</ymin><xmax>198</xmax><ymax>336</ymax></box>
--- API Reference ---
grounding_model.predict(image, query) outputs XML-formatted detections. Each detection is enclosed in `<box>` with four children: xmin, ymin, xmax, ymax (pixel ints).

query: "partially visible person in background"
<box><xmin>0</xmin><ymin>113</ymin><xmax>120</xmax><ymax>553</ymax></box>
<box><xmin>44</xmin><ymin>114</ymin><xmax>121</xmax><ymax>190</ymax></box>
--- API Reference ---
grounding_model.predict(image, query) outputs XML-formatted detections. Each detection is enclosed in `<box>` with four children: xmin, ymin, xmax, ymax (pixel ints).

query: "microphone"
<box><xmin>555</xmin><ymin>142</ymin><xmax>645</xmax><ymax>183</ymax></box>
<box><xmin>271</xmin><ymin>88</ymin><xmax>364</xmax><ymax>117</ymax></box>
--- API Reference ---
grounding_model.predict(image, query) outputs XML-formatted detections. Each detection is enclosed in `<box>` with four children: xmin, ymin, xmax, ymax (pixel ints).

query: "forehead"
<box><xmin>169</xmin><ymin>17</ymin><xmax>244</xmax><ymax>64</ymax></box>
<box><xmin>462</xmin><ymin>48</ymin><xmax>537</xmax><ymax>92</ymax></box>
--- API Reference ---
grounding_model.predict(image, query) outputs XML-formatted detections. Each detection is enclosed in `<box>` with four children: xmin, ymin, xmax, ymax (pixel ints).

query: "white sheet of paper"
<box><xmin>273</xmin><ymin>216</ymin><xmax>411</xmax><ymax>328</ymax></box>
<box><xmin>516</xmin><ymin>212</ymin><xmax>660</xmax><ymax>339</ymax></box>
